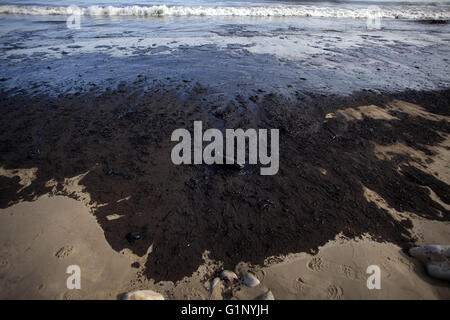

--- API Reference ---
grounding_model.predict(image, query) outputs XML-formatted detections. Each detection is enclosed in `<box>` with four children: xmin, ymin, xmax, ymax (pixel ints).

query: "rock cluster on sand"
<box><xmin>122</xmin><ymin>289</ymin><xmax>165</xmax><ymax>300</ymax></box>
<box><xmin>211</xmin><ymin>269</ymin><xmax>269</xmax><ymax>300</ymax></box>
<box><xmin>220</xmin><ymin>270</ymin><xmax>238</xmax><ymax>281</ymax></box>
<box><xmin>409</xmin><ymin>245</ymin><xmax>450</xmax><ymax>281</ymax></box>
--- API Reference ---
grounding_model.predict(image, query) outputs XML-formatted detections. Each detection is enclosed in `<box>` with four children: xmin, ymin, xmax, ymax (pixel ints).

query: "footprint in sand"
<box><xmin>0</xmin><ymin>257</ymin><xmax>9</xmax><ymax>270</ymax></box>
<box><xmin>61</xmin><ymin>289</ymin><xmax>86</xmax><ymax>300</ymax></box>
<box><xmin>326</xmin><ymin>284</ymin><xmax>344</xmax><ymax>300</ymax></box>
<box><xmin>307</xmin><ymin>257</ymin><xmax>329</xmax><ymax>272</ymax></box>
<box><xmin>294</xmin><ymin>276</ymin><xmax>309</xmax><ymax>292</ymax></box>
<box><xmin>54</xmin><ymin>245</ymin><xmax>74</xmax><ymax>259</ymax></box>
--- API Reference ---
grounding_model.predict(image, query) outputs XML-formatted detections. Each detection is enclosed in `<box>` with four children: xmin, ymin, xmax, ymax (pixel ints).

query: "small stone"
<box><xmin>122</xmin><ymin>289</ymin><xmax>164</xmax><ymax>300</ymax></box>
<box><xmin>426</xmin><ymin>262</ymin><xmax>450</xmax><ymax>281</ymax></box>
<box><xmin>409</xmin><ymin>245</ymin><xmax>450</xmax><ymax>262</ymax></box>
<box><xmin>55</xmin><ymin>245</ymin><xmax>73</xmax><ymax>259</ymax></box>
<box><xmin>210</xmin><ymin>277</ymin><xmax>223</xmax><ymax>300</ymax></box>
<box><xmin>126</xmin><ymin>232</ymin><xmax>141</xmax><ymax>243</ymax></box>
<box><xmin>409</xmin><ymin>245</ymin><xmax>450</xmax><ymax>281</ymax></box>
<box><xmin>220</xmin><ymin>270</ymin><xmax>238</xmax><ymax>281</ymax></box>
<box><xmin>243</xmin><ymin>273</ymin><xmax>260</xmax><ymax>287</ymax></box>
<box><xmin>257</xmin><ymin>290</ymin><xmax>275</xmax><ymax>300</ymax></box>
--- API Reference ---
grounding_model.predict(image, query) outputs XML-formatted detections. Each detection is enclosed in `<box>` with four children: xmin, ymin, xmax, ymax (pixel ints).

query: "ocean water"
<box><xmin>1</xmin><ymin>0</ymin><xmax>449</xmax><ymax>19</ymax></box>
<box><xmin>0</xmin><ymin>0</ymin><xmax>449</xmax><ymax>96</ymax></box>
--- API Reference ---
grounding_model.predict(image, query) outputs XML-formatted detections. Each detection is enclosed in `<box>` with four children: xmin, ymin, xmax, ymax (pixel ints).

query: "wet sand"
<box><xmin>0</xmin><ymin>85</ymin><xmax>449</xmax><ymax>298</ymax></box>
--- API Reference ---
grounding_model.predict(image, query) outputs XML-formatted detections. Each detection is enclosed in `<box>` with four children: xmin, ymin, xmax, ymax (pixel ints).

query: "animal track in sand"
<box><xmin>54</xmin><ymin>245</ymin><xmax>74</xmax><ymax>259</ymax></box>
<box><xmin>307</xmin><ymin>257</ymin><xmax>329</xmax><ymax>272</ymax></box>
<box><xmin>327</xmin><ymin>284</ymin><xmax>344</xmax><ymax>300</ymax></box>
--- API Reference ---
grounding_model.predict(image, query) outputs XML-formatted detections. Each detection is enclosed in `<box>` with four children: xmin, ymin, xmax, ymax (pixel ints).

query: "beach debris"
<box><xmin>256</xmin><ymin>290</ymin><xmax>275</xmax><ymax>300</ymax></box>
<box><xmin>243</xmin><ymin>273</ymin><xmax>260</xmax><ymax>287</ymax></box>
<box><xmin>126</xmin><ymin>232</ymin><xmax>141</xmax><ymax>243</ymax></box>
<box><xmin>409</xmin><ymin>245</ymin><xmax>450</xmax><ymax>262</ymax></box>
<box><xmin>409</xmin><ymin>245</ymin><xmax>450</xmax><ymax>281</ymax></box>
<box><xmin>220</xmin><ymin>270</ymin><xmax>238</xmax><ymax>281</ymax></box>
<box><xmin>122</xmin><ymin>289</ymin><xmax>164</xmax><ymax>300</ymax></box>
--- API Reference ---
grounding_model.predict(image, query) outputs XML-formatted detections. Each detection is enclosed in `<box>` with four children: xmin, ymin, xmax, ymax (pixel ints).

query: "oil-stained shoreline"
<box><xmin>0</xmin><ymin>85</ymin><xmax>448</xmax><ymax>282</ymax></box>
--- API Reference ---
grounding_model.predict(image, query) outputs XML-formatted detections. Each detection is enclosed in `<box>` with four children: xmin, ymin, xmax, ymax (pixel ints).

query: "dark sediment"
<box><xmin>417</xmin><ymin>19</ymin><xmax>449</xmax><ymax>25</ymax></box>
<box><xmin>0</xmin><ymin>86</ymin><xmax>449</xmax><ymax>281</ymax></box>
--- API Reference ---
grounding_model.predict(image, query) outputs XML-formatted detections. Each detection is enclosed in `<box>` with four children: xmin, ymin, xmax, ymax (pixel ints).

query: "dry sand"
<box><xmin>0</xmin><ymin>194</ymin><xmax>448</xmax><ymax>299</ymax></box>
<box><xmin>0</xmin><ymin>195</ymin><xmax>135</xmax><ymax>299</ymax></box>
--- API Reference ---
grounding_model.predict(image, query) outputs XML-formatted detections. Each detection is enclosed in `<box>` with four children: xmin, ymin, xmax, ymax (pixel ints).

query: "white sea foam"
<box><xmin>0</xmin><ymin>4</ymin><xmax>449</xmax><ymax>20</ymax></box>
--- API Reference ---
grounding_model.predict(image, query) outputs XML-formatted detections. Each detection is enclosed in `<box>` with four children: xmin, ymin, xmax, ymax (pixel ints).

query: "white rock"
<box><xmin>122</xmin><ymin>289</ymin><xmax>165</xmax><ymax>300</ymax></box>
<box><xmin>243</xmin><ymin>273</ymin><xmax>260</xmax><ymax>287</ymax></box>
<box><xmin>210</xmin><ymin>277</ymin><xmax>223</xmax><ymax>300</ymax></box>
<box><xmin>426</xmin><ymin>262</ymin><xmax>450</xmax><ymax>281</ymax></box>
<box><xmin>257</xmin><ymin>290</ymin><xmax>275</xmax><ymax>300</ymax></box>
<box><xmin>220</xmin><ymin>270</ymin><xmax>238</xmax><ymax>281</ymax></box>
<box><xmin>409</xmin><ymin>245</ymin><xmax>450</xmax><ymax>281</ymax></box>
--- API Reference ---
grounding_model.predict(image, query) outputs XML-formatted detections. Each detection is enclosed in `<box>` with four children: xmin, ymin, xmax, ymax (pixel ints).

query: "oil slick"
<box><xmin>171</xmin><ymin>121</ymin><xmax>279</xmax><ymax>175</ymax></box>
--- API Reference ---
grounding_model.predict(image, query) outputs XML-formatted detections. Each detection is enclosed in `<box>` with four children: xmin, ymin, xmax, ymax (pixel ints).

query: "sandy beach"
<box><xmin>0</xmin><ymin>88</ymin><xmax>449</xmax><ymax>299</ymax></box>
<box><xmin>0</xmin><ymin>194</ymin><xmax>448</xmax><ymax>299</ymax></box>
